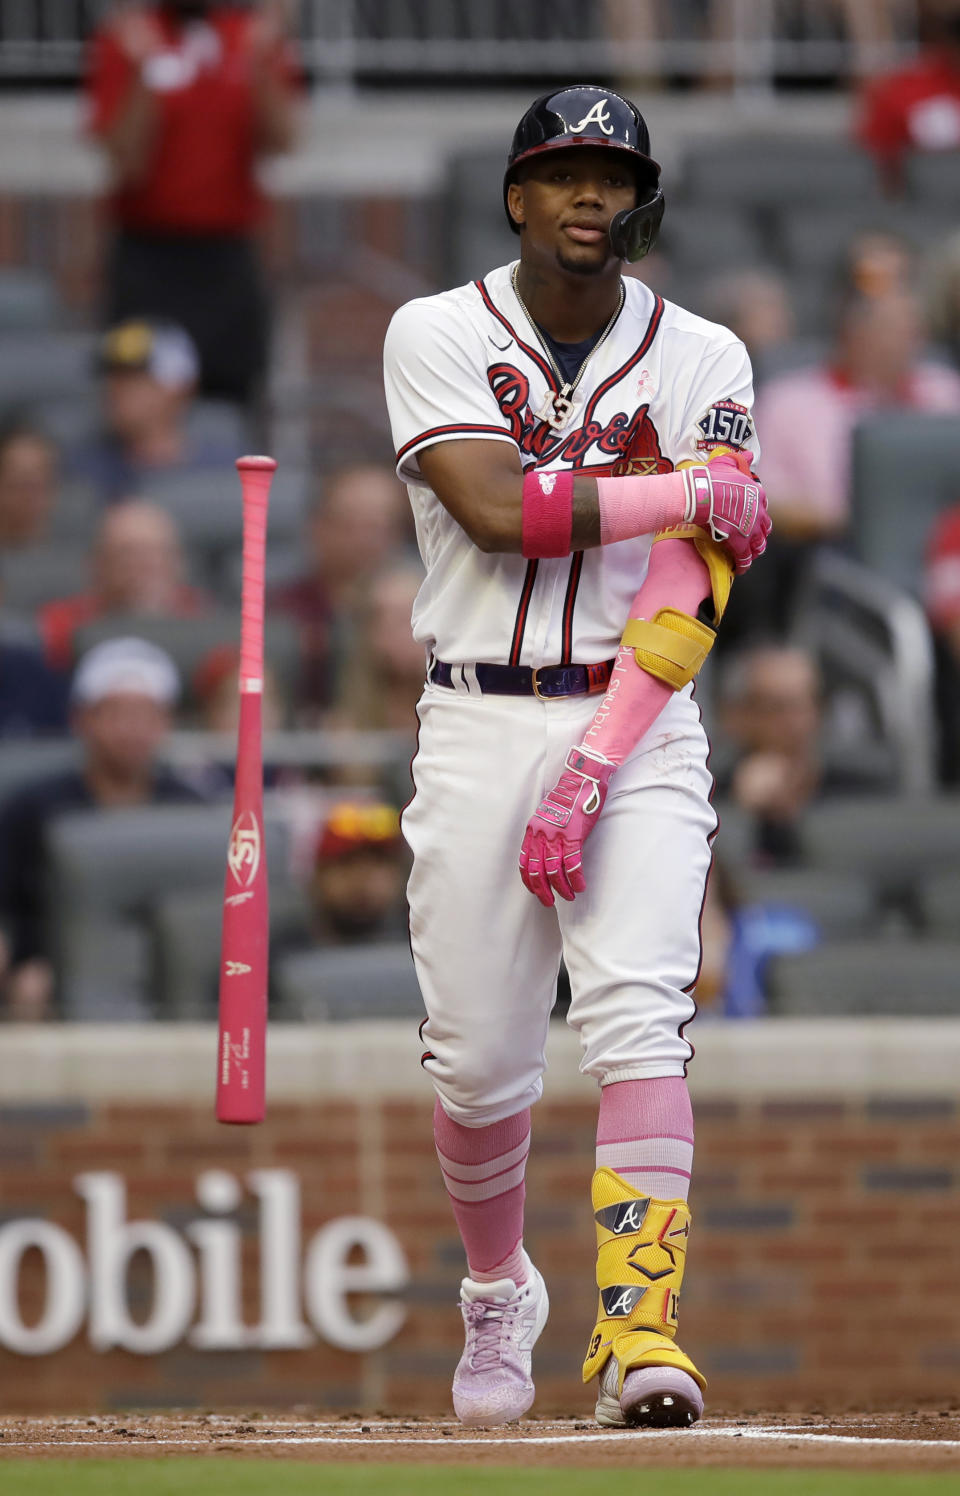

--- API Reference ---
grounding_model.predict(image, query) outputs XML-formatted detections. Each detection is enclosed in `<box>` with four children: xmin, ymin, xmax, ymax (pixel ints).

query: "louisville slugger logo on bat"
<box><xmin>227</xmin><ymin>811</ymin><xmax>261</xmax><ymax>886</ymax></box>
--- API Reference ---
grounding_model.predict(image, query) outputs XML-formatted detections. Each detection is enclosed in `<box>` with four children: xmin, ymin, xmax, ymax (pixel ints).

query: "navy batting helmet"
<box><xmin>503</xmin><ymin>84</ymin><xmax>664</xmax><ymax>263</ymax></box>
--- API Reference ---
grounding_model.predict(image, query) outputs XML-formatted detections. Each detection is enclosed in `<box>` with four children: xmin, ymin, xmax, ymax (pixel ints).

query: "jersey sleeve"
<box><xmin>671</xmin><ymin>333</ymin><xmax>761</xmax><ymax>473</ymax></box>
<box><xmin>383</xmin><ymin>297</ymin><xmax>518</xmax><ymax>484</ymax></box>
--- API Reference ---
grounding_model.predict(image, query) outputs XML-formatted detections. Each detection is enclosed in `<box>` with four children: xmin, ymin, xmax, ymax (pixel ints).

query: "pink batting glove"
<box><xmin>684</xmin><ymin>452</ymin><xmax>771</xmax><ymax>573</ymax></box>
<box><xmin>519</xmin><ymin>745</ymin><xmax>617</xmax><ymax>908</ymax></box>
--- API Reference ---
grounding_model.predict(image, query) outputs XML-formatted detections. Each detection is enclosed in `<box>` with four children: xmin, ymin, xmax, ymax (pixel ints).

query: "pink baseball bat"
<box><xmin>216</xmin><ymin>455</ymin><xmax>275</xmax><ymax>1124</ymax></box>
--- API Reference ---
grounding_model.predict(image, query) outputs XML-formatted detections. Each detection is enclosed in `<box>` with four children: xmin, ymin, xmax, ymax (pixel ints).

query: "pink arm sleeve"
<box><xmin>581</xmin><ymin>538</ymin><xmax>712</xmax><ymax>766</ymax></box>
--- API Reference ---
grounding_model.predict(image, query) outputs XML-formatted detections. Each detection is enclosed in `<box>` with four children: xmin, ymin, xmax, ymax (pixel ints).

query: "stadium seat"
<box><xmin>186</xmin><ymin>400</ymin><xmax>252</xmax><ymax>453</ymax></box>
<box><xmin>678</xmin><ymin>139</ymin><xmax>880</xmax><ymax>208</ymax></box>
<box><xmin>850</xmin><ymin>413</ymin><xmax>960</xmax><ymax>596</ymax></box>
<box><xmin>903</xmin><ymin>151</ymin><xmax>960</xmax><ymax>204</ymax></box>
<box><xmin>916</xmin><ymin>871</ymin><xmax>960</xmax><ymax>938</ymax></box>
<box><xmin>0</xmin><ymin>738</ymin><xmax>80</xmax><ymax>806</ymax></box>
<box><xmin>654</xmin><ymin>205</ymin><xmax>764</xmax><ymax>273</ymax></box>
<box><xmin>219</xmin><ymin>541</ymin><xmax>305</xmax><ymax>601</ymax></box>
<box><xmin>150</xmin><ymin>881</ymin><xmax>311</xmax><ymax>1019</ymax></box>
<box><xmin>775</xmin><ymin>204</ymin><xmax>951</xmax><ymax>282</ymax></box>
<box><xmin>35</xmin><ymin>394</ymin><xmax>100</xmax><ymax>452</ymax></box>
<box><xmin>0</xmin><ymin>330</ymin><xmax>96</xmax><ymax>403</ymax></box>
<box><xmin>45</xmin><ymin>802</ymin><xmax>288</xmax><ymax>1019</ymax></box>
<box><xmin>442</xmin><ymin>148</ymin><xmax>522</xmax><ymax>289</ymax></box>
<box><xmin>737</xmin><ymin>868</ymin><xmax>878</xmax><ymax>938</ymax></box>
<box><xmin>767</xmin><ymin>939</ymin><xmax>960</xmax><ymax>1016</ymax></box>
<box><xmin>272</xmin><ymin>942</ymin><xmax>423</xmax><ymax>1020</ymax></box>
<box><xmin>0</xmin><ymin>542</ymin><xmax>89</xmax><ymax>612</ymax></box>
<box><xmin>141</xmin><ymin>467</ymin><xmax>307</xmax><ymax>556</ymax></box>
<box><xmin>46</xmin><ymin>478</ymin><xmax>100</xmax><ymax>542</ymax></box>
<box><xmin>0</xmin><ymin>268</ymin><xmax>61</xmax><ymax>331</ymax></box>
<box><xmin>801</xmin><ymin>795</ymin><xmax>960</xmax><ymax>899</ymax></box>
<box><xmin>72</xmin><ymin>613</ymin><xmax>302</xmax><ymax>705</ymax></box>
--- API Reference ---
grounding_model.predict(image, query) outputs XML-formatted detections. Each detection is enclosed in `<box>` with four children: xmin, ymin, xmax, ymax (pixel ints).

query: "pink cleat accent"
<box><xmin>452</xmin><ymin>1260</ymin><xmax>549</xmax><ymax>1427</ymax></box>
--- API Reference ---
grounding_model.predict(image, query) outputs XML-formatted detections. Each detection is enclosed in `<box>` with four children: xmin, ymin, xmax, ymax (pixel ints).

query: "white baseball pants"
<box><xmin>402</xmin><ymin>680</ymin><xmax>716</xmax><ymax>1127</ymax></box>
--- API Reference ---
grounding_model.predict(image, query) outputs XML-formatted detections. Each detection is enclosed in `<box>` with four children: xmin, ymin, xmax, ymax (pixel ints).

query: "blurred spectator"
<box><xmin>85</xmin><ymin>0</ymin><xmax>302</xmax><ymax>405</ymax></box>
<box><xmin>696</xmin><ymin>268</ymin><xmax>797</xmax><ymax>384</ymax></box>
<box><xmin>0</xmin><ymin>419</ymin><xmax>60</xmax><ymax>547</ymax></box>
<box><xmin>0</xmin><ymin>637</ymin><xmax>205</xmax><ymax>1020</ymax></box>
<box><xmin>330</xmin><ymin>560</ymin><xmax>426</xmax><ymax>734</ymax></box>
<box><xmin>72</xmin><ymin>319</ymin><xmax>234</xmax><ymax>501</ymax></box>
<box><xmin>0</xmin><ymin>636</ymin><xmax>70</xmax><ymax>738</ymax></box>
<box><xmin>715</xmin><ymin>643</ymin><xmax>870</xmax><ymax>866</ymax></box>
<box><xmin>271</xmin><ymin>463</ymin><xmax>409</xmax><ymax>718</ymax></box>
<box><xmin>729</xmin><ymin>285</ymin><xmax>960</xmax><ymax>638</ymax></box>
<box><xmin>307</xmin><ymin>801</ymin><xmax>408</xmax><ymax>947</ymax></box>
<box><xmin>840</xmin><ymin>227</ymin><xmax>916</xmax><ymax>299</ymax></box>
<box><xmin>757</xmin><ymin>286</ymin><xmax>960</xmax><ymax>546</ymax></box>
<box><xmin>924</xmin><ymin>500</ymin><xmax>960</xmax><ymax>780</ymax></box>
<box><xmin>39</xmin><ymin>500</ymin><xmax>209</xmax><ymax>670</ymax></box>
<box><xmin>857</xmin><ymin>0</ymin><xmax>960</xmax><ymax>188</ymax></box>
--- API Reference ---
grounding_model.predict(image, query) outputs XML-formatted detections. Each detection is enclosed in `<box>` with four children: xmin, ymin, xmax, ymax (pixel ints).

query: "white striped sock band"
<box><xmin>436</xmin><ymin>1132</ymin><xmax>530</xmax><ymax>1204</ymax></box>
<box><xmin>596</xmin><ymin>1134</ymin><xmax>693</xmax><ymax>1203</ymax></box>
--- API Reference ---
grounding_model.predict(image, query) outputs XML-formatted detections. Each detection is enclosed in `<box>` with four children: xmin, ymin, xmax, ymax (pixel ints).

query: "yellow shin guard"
<box><xmin>581</xmin><ymin>1167</ymin><xmax>706</xmax><ymax>1398</ymax></box>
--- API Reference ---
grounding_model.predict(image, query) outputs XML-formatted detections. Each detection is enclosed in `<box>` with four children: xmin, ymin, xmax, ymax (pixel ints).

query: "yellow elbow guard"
<box><xmin>649</xmin><ymin>523</ymin><xmax>734</xmax><ymax>627</ymax></box>
<box><xmin>621</xmin><ymin>607</ymin><xmax>716</xmax><ymax>690</ymax></box>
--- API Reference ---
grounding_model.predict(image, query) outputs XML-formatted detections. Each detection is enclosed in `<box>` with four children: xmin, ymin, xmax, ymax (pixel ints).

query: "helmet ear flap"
<box><xmin>609</xmin><ymin>188</ymin><xmax>665</xmax><ymax>263</ymax></box>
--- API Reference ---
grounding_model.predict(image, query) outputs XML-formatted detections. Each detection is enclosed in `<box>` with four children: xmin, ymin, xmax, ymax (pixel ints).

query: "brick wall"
<box><xmin>0</xmin><ymin>1024</ymin><xmax>957</xmax><ymax>1415</ymax></box>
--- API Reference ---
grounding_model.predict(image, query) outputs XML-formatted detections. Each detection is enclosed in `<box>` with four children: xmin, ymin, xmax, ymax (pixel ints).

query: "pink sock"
<box><xmin>596</xmin><ymin>1078</ymin><xmax>694</xmax><ymax>1201</ymax></box>
<box><xmin>434</xmin><ymin>1099</ymin><xmax>530</xmax><ymax>1284</ymax></box>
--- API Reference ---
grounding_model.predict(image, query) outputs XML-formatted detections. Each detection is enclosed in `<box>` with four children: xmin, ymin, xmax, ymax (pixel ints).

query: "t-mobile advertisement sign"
<box><xmin>0</xmin><ymin>1169</ymin><xmax>408</xmax><ymax>1356</ymax></box>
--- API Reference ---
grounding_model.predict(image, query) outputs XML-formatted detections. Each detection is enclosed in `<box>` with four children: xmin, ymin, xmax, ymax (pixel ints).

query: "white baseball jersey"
<box><xmin>383</xmin><ymin>262</ymin><xmax>759</xmax><ymax>668</ymax></box>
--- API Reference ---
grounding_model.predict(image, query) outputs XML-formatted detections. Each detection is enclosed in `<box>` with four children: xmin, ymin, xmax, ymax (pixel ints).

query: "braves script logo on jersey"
<box><xmin>488</xmin><ymin>364</ymin><xmax>671</xmax><ymax>473</ymax></box>
<box><xmin>570</xmin><ymin>98</ymin><xmax>614</xmax><ymax>135</ymax></box>
<box><xmin>696</xmin><ymin>397</ymin><xmax>753</xmax><ymax>453</ymax></box>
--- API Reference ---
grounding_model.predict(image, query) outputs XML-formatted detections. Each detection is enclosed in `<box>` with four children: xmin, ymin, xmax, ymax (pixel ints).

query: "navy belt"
<box><xmin>430</xmin><ymin>658</ymin><xmax>614</xmax><ymax>700</ymax></box>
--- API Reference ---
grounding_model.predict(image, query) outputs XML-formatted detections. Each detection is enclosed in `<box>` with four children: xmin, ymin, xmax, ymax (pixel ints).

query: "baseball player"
<box><xmin>383</xmin><ymin>85</ymin><xmax>769</xmax><ymax>1430</ymax></box>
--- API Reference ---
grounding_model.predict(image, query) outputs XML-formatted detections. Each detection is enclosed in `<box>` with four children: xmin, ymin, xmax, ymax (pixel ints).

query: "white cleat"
<box><xmin>595</xmin><ymin>1354</ymin><xmax>704</xmax><ymax>1429</ymax></box>
<box><xmin>452</xmin><ymin>1259</ymin><xmax>549</xmax><ymax>1428</ymax></box>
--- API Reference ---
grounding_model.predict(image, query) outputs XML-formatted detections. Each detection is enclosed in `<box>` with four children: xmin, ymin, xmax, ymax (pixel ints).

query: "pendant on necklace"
<box><xmin>535</xmin><ymin>383</ymin><xmax>579</xmax><ymax>432</ymax></box>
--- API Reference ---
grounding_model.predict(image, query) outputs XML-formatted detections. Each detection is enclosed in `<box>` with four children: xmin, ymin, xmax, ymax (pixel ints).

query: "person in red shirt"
<box><xmin>857</xmin><ymin>2</ymin><xmax>960</xmax><ymax>190</ymax></box>
<box><xmin>39</xmin><ymin>499</ymin><xmax>210</xmax><ymax>670</ymax></box>
<box><xmin>85</xmin><ymin>0</ymin><xmax>301</xmax><ymax>404</ymax></box>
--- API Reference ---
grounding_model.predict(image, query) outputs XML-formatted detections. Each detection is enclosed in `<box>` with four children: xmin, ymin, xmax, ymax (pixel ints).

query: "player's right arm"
<box><xmin>385</xmin><ymin>300</ymin><xmax>768</xmax><ymax>573</ymax></box>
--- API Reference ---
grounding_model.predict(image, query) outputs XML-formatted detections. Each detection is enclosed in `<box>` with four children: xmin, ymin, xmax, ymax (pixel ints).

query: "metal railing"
<box><xmin>0</xmin><ymin>0</ymin><xmax>920</xmax><ymax>89</ymax></box>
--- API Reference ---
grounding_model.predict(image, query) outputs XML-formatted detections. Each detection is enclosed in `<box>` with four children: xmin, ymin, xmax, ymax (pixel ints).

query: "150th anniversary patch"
<box><xmin>696</xmin><ymin>397</ymin><xmax>754</xmax><ymax>452</ymax></box>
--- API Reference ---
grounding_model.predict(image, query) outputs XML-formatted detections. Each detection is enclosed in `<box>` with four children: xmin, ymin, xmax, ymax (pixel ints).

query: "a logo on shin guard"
<box><xmin>601</xmin><ymin>1284</ymin><xmax>647</xmax><ymax>1317</ymax></box>
<box><xmin>595</xmin><ymin>1198</ymin><xmax>651</xmax><ymax>1235</ymax></box>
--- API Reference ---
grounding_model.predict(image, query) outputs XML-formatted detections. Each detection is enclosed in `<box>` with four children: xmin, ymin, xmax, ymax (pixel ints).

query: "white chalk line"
<box><xmin>3</xmin><ymin>1429</ymin><xmax>960</xmax><ymax>1452</ymax></box>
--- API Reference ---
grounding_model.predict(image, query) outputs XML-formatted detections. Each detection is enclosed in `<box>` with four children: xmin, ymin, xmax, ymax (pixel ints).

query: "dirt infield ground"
<box><xmin>1</xmin><ymin>1412</ymin><xmax>959</xmax><ymax>1473</ymax></box>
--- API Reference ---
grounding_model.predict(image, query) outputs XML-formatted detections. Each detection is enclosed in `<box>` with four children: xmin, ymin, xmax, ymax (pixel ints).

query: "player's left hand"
<box><xmin>686</xmin><ymin>449</ymin><xmax>770</xmax><ymax>573</ymax></box>
<box><xmin>519</xmin><ymin>744</ymin><xmax>617</xmax><ymax>907</ymax></box>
